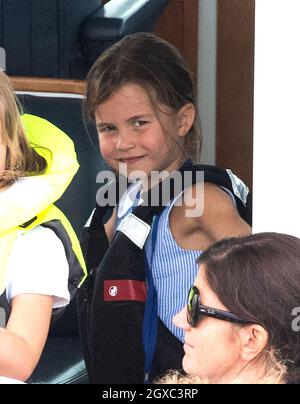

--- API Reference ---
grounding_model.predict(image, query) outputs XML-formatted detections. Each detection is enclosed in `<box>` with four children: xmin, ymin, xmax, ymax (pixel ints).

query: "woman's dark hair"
<box><xmin>85</xmin><ymin>32</ymin><xmax>202</xmax><ymax>162</ymax></box>
<box><xmin>198</xmin><ymin>232</ymin><xmax>300</xmax><ymax>383</ymax></box>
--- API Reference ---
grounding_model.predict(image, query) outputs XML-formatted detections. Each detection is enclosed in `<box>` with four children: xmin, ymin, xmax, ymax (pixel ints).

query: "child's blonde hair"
<box><xmin>85</xmin><ymin>33</ymin><xmax>202</xmax><ymax>163</ymax></box>
<box><xmin>0</xmin><ymin>71</ymin><xmax>47</xmax><ymax>189</ymax></box>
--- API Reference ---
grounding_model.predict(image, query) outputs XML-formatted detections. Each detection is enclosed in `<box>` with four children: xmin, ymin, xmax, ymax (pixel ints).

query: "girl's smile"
<box><xmin>94</xmin><ymin>83</ymin><xmax>191</xmax><ymax>177</ymax></box>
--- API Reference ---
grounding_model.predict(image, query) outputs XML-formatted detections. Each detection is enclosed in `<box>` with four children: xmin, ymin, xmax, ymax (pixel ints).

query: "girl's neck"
<box><xmin>164</xmin><ymin>154</ymin><xmax>188</xmax><ymax>174</ymax></box>
<box><xmin>141</xmin><ymin>155</ymin><xmax>189</xmax><ymax>192</ymax></box>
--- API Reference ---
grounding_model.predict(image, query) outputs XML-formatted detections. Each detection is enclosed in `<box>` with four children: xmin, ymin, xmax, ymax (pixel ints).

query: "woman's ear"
<box><xmin>176</xmin><ymin>104</ymin><xmax>196</xmax><ymax>137</ymax></box>
<box><xmin>238</xmin><ymin>324</ymin><xmax>269</xmax><ymax>362</ymax></box>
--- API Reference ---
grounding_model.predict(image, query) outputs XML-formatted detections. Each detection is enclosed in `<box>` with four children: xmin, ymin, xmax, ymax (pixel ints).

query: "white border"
<box><xmin>253</xmin><ymin>0</ymin><xmax>300</xmax><ymax>237</ymax></box>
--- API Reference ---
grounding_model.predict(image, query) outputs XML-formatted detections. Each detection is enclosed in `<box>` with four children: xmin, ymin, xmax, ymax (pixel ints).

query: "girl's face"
<box><xmin>173</xmin><ymin>267</ymin><xmax>244</xmax><ymax>383</ymax></box>
<box><xmin>94</xmin><ymin>83</ymin><xmax>190</xmax><ymax>177</ymax></box>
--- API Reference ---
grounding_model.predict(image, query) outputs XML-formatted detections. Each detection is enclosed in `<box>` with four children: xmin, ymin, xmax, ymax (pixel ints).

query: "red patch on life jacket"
<box><xmin>104</xmin><ymin>280</ymin><xmax>147</xmax><ymax>302</ymax></box>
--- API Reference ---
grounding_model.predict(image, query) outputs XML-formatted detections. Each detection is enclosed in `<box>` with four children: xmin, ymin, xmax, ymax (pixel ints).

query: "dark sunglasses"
<box><xmin>187</xmin><ymin>286</ymin><xmax>254</xmax><ymax>327</ymax></box>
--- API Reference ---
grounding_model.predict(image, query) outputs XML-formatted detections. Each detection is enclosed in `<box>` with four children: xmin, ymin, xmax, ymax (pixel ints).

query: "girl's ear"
<box><xmin>176</xmin><ymin>103</ymin><xmax>196</xmax><ymax>137</ymax></box>
<box><xmin>238</xmin><ymin>324</ymin><xmax>269</xmax><ymax>362</ymax></box>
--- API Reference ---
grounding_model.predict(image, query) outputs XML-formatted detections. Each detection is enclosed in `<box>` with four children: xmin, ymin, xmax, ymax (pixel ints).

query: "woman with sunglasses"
<box><xmin>163</xmin><ymin>232</ymin><xmax>300</xmax><ymax>384</ymax></box>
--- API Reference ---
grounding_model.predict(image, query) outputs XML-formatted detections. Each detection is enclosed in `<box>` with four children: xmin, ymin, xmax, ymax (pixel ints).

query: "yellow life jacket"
<box><xmin>0</xmin><ymin>114</ymin><xmax>87</xmax><ymax>297</ymax></box>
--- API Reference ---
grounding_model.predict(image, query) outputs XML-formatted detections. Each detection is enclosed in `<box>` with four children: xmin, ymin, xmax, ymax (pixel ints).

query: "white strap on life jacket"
<box><xmin>117</xmin><ymin>213</ymin><xmax>151</xmax><ymax>250</ymax></box>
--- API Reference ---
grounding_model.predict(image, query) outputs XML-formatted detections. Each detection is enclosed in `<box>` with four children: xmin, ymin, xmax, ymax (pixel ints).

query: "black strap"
<box><xmin>19</xmin><ymin>216</ymin><xmax>38</xmax><ymax>229</ymax></box>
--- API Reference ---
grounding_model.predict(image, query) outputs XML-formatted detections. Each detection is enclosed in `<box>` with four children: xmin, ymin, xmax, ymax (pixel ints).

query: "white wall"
<box><xmin>0</xmin><ymin>47</ymin><xmax>5</xmax><ymax>71</ymax></box>
<box><xmin>197</xmin><ymin>0</ymin><xmax>217</xmax><ymax>164</ymax></box>
<box><xmin>253</xmin><ymin>0</ymin><xmax>300</xmax><ymax>237</ymax></box>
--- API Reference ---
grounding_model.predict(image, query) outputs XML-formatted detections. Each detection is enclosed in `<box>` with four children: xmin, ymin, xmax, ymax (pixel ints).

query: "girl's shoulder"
<box><xmin>181</xmin><ymin>182</ymin><xmax>237</xmax><ymax>218</ymax></box>
<box><xmin>9</xmin><ymin>226</ymin><xmax>68</xmax><ymax>273</ymax></box>
<box><xmin>7</xmin><ymin>225</ymin><xmax>70</xmax><ymax>307</ymax></box>
<box><xmin>170</xmin><ymin>183</ymin><xmax>251</xmax><ymax>247</ymax></box>
<box><xmin>16</xmin><ymin>225</ymin><xmax>63</xmax><ymax>249</ymax></box>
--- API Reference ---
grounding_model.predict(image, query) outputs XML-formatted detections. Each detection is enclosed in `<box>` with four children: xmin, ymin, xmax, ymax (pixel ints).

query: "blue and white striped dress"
<box><xmin>116</xmin><ymin>189</ymin><xmax>202</xmax><ymax>343</ymax></box>
<box><xmin>144</xmin><ymin>195</ymin><xmax>202</xmax><ymax>342</ymax></box>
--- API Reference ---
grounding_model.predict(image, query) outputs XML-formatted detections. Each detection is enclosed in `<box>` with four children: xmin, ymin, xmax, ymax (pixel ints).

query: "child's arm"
<box><xmin>0</xmin><ymin>294</ymin><xmax>53</xmax><ymax>381</ymax></box>
<box><xmin>193</xmin><ymin>182</ymin><xmax>251</xmax><ymax>241</ymax></box>
<box><xmin>104</xmin><ymin>208</ymin><xmax>117</xmax><ymax>243</ymax></box>
<box><xmin>169</xmin><ymin>182</ymin><xmax>251</xmax><ymax>252</ymax></box>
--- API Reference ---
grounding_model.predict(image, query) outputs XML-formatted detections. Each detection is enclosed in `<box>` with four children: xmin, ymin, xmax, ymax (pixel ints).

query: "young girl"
<box><xmin>162</xmin><ymin>233</ymin><xmax>300</xmax><ymax>384</ymax></box>
<box><xmin>79</xmin><ymin>32</ymin><xmax>252</xmax><ymax>383</ymax></box>
<box><xmin>0</xmin><ymin>71</ymin><xmax>86</xmax><ymax>381</ymax></box>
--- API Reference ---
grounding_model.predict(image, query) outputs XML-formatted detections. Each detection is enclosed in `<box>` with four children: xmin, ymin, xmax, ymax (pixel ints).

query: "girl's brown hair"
<box><xmin>85</xmin><ymin>32</ymin><xmax>202</xmax><ymax>162</ymax></box>
<box><xmin>198</xmin><ymin>232</ymin><xmax>300</xmax><ymax>384</ymax></box>
<box><xmin>0</xmin><ymin>71</ymin><xmax>47</xmax><ymax>189</ymax></box>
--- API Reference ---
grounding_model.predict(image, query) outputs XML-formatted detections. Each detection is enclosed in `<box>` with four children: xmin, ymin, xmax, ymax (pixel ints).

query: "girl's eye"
<box><xmin>132</xmin><ymin>120</ymin><xmax>147</xmax><ymax>128</ymax></box>
<box><xmin>98</xmin><ymin>126</ymin><xmax>116</xmax><ymax>134</ymax></box>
